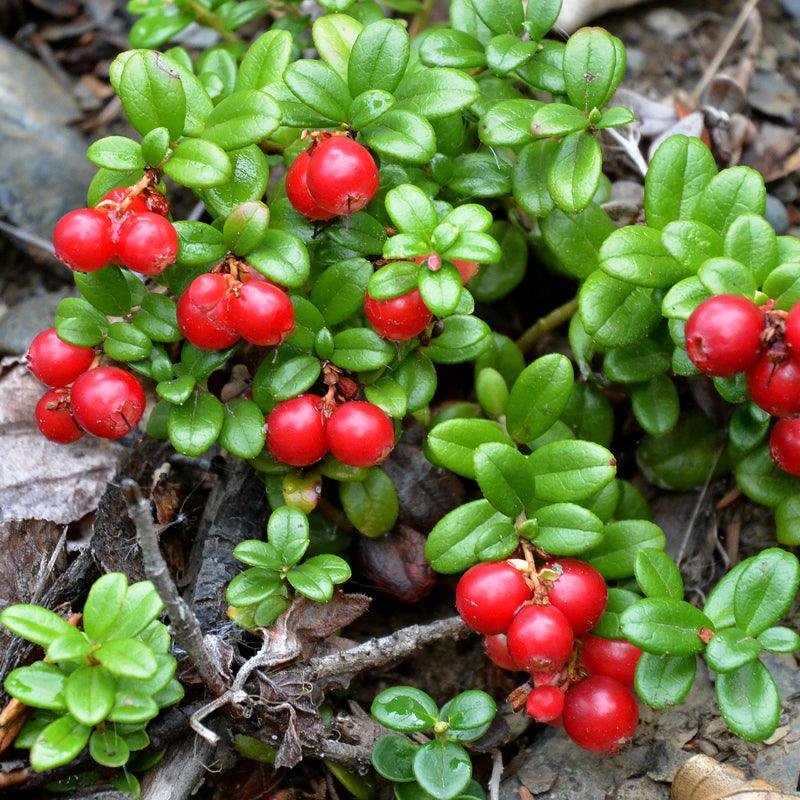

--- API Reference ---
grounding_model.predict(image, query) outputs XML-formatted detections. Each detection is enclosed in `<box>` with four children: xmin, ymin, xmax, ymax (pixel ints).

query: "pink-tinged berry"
<box><xmin>306</xmin><ymin>137</ymin><xmax>379</xmax><ymax>216</ymax></box>
<box><xmin>228</xmin><ymin>280</ymin><xmax>295</xmax><ymax>346</ymax></box>
<box><xmin>326</xmin><ymin>402</ymin><xmax>394</xmax><ymax>467</ymax></box>
<box><xmin>267</xmin><ymin>395</ymin><xmax>328</xmax><ymax>467</ymax></box>
<box><xmin>27</xmin><ymin>328</ymin><xmax>94</xmax><ymax>388</ymax></box>
<box><xmin>786</xmin><ymin>301</ymin><xmax>800</xmax><ymax>357</ymax></box>
<box><xmin>747</xmin><ymin>354</ymin><xmax>800</xmax><ymax>417</ymax></box>
<box><xmin>115</xmin><ymin>212</ymin><xmax>178</xmax><ymax>275</ymax></box>
<box><xmin>35</xmin><ymin>389</ymin><xmax>83</xmax><ymax>444</ymax></box>
<box><xmin>544</xmin><ymin>558</ymin><xmax>608</xmax><ymax>636</ymax></box>
<box><xmin>456</xmin><ymin>562</ymin><xmax>532</xmax><ymax>635</ymax></box>
<box><xmin>769</xmin><ymin>417</ymin><xmax>800</xmax><ymax>477</ymax></box>
<box><xmin>98</xmin><ymin>188</ymin><xmax>149</xmax><ymax>218</ymax></box>
<box><xmin>526</xmin><ymin>685</ymin><xmax>565</xmax><ymax>723</ymax></box>
<box><xmin>177</xmin><ymin>273</ymin><xmax>240</xmax><ymax>351</ymax></box>
<box><xmin>506</xmin><ymin>604</ymin><xmax>574</xmax><ymax>673</ymax></box>
<box><xmin>286</xmin><ymin>149</ymin><xmax>336</xmax><ymax>221</ymax></box>
<box><xmin>580</xmin><ymin>635</ymin><xmax>642</xmax><ymax>687</ymax></box>
<box><xmin>364</xmin><ymin>290</ymin><xmax>432</xmax><ymax>342</ymax></box>
<box><xmin>562</xmin><ymin>676</ymin><xmax>638</xmax><ymax>754</ymax></box>
<box><xmin>483</xmin><ymin>634</ymin><xmax>521</xmax><ymax>671</ymax></box>
<box><xmin>685</xmin><ymin>295</ymin><xmax>764</xmax><ymax>376</ymax></box>
<box><xmin>53</xmin><ymin>208</ymin><xmax>115</xmax><ymax>272</ymax></box>
<box><xmin>70</xmin><ymin>367</ymin><xmax>146</xmax><ymax>440</ymax></box>
<box><xmin>413</xmin><ymin>255</ymin><xmax>479</xmax><ymax>284</ymax></box>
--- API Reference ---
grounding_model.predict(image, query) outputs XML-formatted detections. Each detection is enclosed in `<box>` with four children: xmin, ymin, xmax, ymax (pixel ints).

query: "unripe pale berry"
<box><xmin>526</xmin><ymin>685</ymin><xmax>565</xmax><ymax>723</ymax></box>
<box><xmin>580</xmin><ymin>635</ymin><xmax>642</xmax><ymax>687</ymax></box>
<box><xmin>177</xmin><ymin>273</ymin><xmax>240</xmax><ymax>350</ymax></box>
<box><xmin>746</xmin><ymin>354</ymin><xmax>800</xmax><ymax>417</ymax></box>
<box><xmin>456</xmin><ymin>562</ymin><xmax>532</xmax><ymax>635</ymax></box>
<box><xmin>267</xmin><ymin>394</ymin><xmax>328</xmax><ymax>467</ymax></box>
<box><xmin>685</xmin><ymin>295</ymin><xmax>764</xmax><ymax>376</ymax></box>
<box><xmin>483</xmin><ymin>634</ymin><xmax>521</xmax><ymax>671</ymax></box>
<box><xmin>27</xmin><ymin>328</ymin><xmax>94</xmax><ymax>388</ymax></box>
<box><xmin>326</xmin><ymin>402</ymin><xmax>394</xmax><ymax>467</ymax></box>
<box><xmin>35</xmin><ymin>389</ymin><xmax>83</xmax><ymax>444</ymax></box>
<box><xmin>228</xmin><ymin>280</ymin><xmax>295</xmax><ymax>346</ymax></box>
<box><xmin>544</xmin><ymin>558</ymin><xmax>608</xmax><ymax>636</ymax></box>
<box><xmin>769</xmin><ymin>417</ymin><xmax>800</xmax><ymax>476</ymax></box>
<box><xmin>286</xmin><ymin>149</ymin><xmax>336</xmax><ymax>221</ymax></box>
<box><xmin>306</xmin><ymin>137</ymin><xmax>379</xmax><ymax>216</ymax></box>
<box><xmin>115</xmin><ymin>212</ymin><xmax>178</xmax><ymax>275</ymax></box>
<box><xmin>71</xmin><ymin>367</ymin><xmax>146</xmax><ymax>440</ymax></box>
<box><xmin>506</xmin><ymin>604</ymin><xmax>574</xmax><ymax>673</ymax></box>
<box><xmin>53</xmin><ymin>208</ymin><xmax>115</xmax><ymax>272</ymax></box>
<box><xmin>364</xmin><ymin>290</ymin><xmax>432</xmax><ymax>342</ymax></box>
<box><xmin>562</xmin><ymin>676</ymin><xmax>638</xmax><ymax>754</ymax></box>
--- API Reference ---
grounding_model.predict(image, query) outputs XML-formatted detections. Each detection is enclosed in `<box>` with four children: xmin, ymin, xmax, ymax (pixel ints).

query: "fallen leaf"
<box><xmin>671</xmin><ymin>754</ymin><xmax>795</xmax><ymax>799</ymax></box>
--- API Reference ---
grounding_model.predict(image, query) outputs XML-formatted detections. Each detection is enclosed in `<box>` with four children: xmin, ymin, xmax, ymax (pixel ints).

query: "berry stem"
<box><xmin>516</xmin><ymin>296</ymin><xmax>579</xmax><ymax>354</ymax></box>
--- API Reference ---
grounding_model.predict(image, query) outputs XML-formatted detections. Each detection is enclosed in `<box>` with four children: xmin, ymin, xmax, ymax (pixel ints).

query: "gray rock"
<box><xmin>0</xmin><ymin>290</ymin><xmax>70</xmax><ymax>354</ymax></box>
<box><xmin>643</xmin><ymin>8</ymin><xmax>691</xmax><ymax>40</ymax></box>
<box><xmin>0</xmin><ymin>37</ymin><xmax>94</xmax><ymax>240</ymax></box>
<box><xmin>765</xmin><ymin>194</ymin><xmax>790</xmax><ymax>235</ymax></box>
<box><xmin>748</xmin><ymin>70</ymin><xmax>799</xmax><ymax>121</ymax></box>
<box><xmin>780</xmin><ymin>0</ymin><xmax>800</xmax><ymax>17</ymax></box>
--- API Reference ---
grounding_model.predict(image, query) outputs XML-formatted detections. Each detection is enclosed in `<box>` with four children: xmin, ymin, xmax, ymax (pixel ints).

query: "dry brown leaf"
<box><xmin>672</xmin><ymin>754</ymin><xmax>795</xmax><ymax>800</ymax></box>
<box><xmin>0</xmin><ymin>698</ymin><xmax>30</xmax><ymax>756</ymax></box>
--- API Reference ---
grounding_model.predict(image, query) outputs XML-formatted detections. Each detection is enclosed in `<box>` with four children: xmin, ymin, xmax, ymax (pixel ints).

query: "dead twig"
<box><xmin>489</xmin><ymin>749</ymin><xmax>504</xmax><ymax>800</ymax></box>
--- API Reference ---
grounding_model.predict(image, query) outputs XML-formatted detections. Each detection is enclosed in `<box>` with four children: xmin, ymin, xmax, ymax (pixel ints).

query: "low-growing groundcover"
<box><xmin>2</xmin><ymin>0</ymin><xmax>800</xmax><ymax>797</ymax></box>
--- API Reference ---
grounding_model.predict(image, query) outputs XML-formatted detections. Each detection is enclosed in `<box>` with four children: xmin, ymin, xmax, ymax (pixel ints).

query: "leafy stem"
<box><xmin>515</xmin><ymin>296</ymin><xmax>579</xmax><ymax>354</ymax></box>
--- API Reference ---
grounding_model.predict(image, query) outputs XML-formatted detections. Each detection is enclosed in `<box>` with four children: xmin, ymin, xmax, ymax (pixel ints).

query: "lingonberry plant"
<box><xmin>7</xmin><ymin>0</ymin><xmax>800</xmax><ymax>794</ymax></box>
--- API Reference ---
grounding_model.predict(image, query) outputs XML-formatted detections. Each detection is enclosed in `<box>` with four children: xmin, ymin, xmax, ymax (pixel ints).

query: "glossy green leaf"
<box><xmin>587</xmin><ymin>519</ymin><xmax>666</xmax><ymax>580</ymax></box>
<box><xmin>413</xmin><ymin>741</ymin><xmax>471</xmax><ymax>800</ymax></box>
<box><xmin>634</xmin><ymin>549</ymin><xmax>683</xmax><ymax>599</ymax></box>
<box><xmin>528</xmin><ymin>440</ymin><xmax>616</xmax><ymax>503</ymax></box>
<box><xmin>167</xmin><ymin>391</ymin><xmax>224</xmax><ymax>457</ymax></box>
<box><xmin>620</xmin><ymin>598</ymin><xmax>713</xmax><ymax>655</ymax></box>
<box><xmin>64</xmin><ymin>666</ymin><xmax>116</xmax><ymax>726</ymax></box>
<box><xmin>426</xmin><ymin>419</ymin><xmax>512</xmax><ymax>479</ymax></box>
<box><xmin>705</xmin><ymin>627</ymin><xmax>761</xmax><ymax>673</ymax></box>
<box><xmin>371</xmin><ymin>686</ymin><xmax>438</xmax><ymax>732</ymax></box>
<box><xmin>600</xmin><ymin>225</ymin><xmax>689</xmax><ymax>288</ymax></box>
<box><xmin>30</xmin><ymin>715</ymin><xmax>91</xmax><ymax>772</ymax></box>
<box><xmin>339</xmin><ymin>468</ymin><xmax>398</xmax><ymax>538</ymax></box>
<box><xmin>163</xmin><ymin>138</ymin><xmax>232</xmax><ymax>189</ymax></box>
<box><xmin>715</xmin><ymin>661</ymin><xmax>780</xmax><ymax>742</ymax></box>
<box><xmin>634</xmin><ymin>653</ymin><xmax>696</xmax><ymax>709</ymax></box>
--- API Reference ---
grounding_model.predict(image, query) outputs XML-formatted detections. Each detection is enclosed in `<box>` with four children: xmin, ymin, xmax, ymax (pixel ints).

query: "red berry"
<box><xmin>228</xmin><ymin>281</ymin><xmax>295</xmax><ymax>346</ymax></box>
<box><xmin>326</xmin><ymin>402</ymin><xmax>394</xmax><ymax>467</ymax></box>
<box><xmin>580</xmin><ymin>635</ymin><xmax>642</xmax><ymax>687</ymax></box>
<box><xmin>266</xmin><ymin>394</ymin><xmax>328</xmax><ymax>467</ymax></box>
<box><xmin>177</xmin><ymin>274</ymin><xmax>240</xmax><ymax>351</ymax></box>
<box><xmin>483</xmin><ymin>634</ymin><xmax>521</xmax><ymax>671</ymax></box>
<box><xmin>27</xmin><ymin>328</ymin><xmax>94</xmax><ymax>387</ymax></box>
<box><xmin>685</xmin><ymin>295</ymin><xmax>764</xmax><ymax>376</ymax></box>
<box><xmin>456</xmin><ymin>561</ymin><xmax>532</xmax><ymax>635</ymax></box>
<box><xmin>506</xmin><ymin>604</ymin><xmax>574</xmax><ymax>673</ymax></box>
<box><xmin>53</xmin><ymin>208</ymin><xmax>115</xmax><ymax>272</ymax></box>
<box><xmin>769</xmin><ymin>417</ymin><xmax>800</xmax><ymax>476</ymax></box>
<box><xmin>306</xmin><ymin>137</ymin><xmax>379</xmax><ymax>216</ymax></box>
<box><xmin>526</xmin><ymin>685</ymin><xmax>565</xmax><ymax>723</ymax></box>
<box><xmin>35</xmin><ymin>389</ymin><xmax>83</xmax><ymax>444</ymax></box>
<box><xmin>71</xmin><ymin>367</ymin><xmax>145</xmax><ymax>440</ymax></box>
<box><xmin>364</xmin><ymin>290</ymin><xmax>432</xmax><ymax>342</ymax></box>
<box><xmin>115</xmin><ymin>212</ymin><xmax>178</xmax><ymax>275</ymax></box>
<box><xmin>787</xmin><ymin>302</ymin><xmax>800</xmax><ymax>357</ymax></box>
<box><xmin>562</xmin><ymin>676</ymin><xmax>638</xmax><ymax>753</ymax></box>
<box><xmin>747</xmin><ymin>354</ymin><xmax>800</xmax><ymax>417</ymax></box>
<box><xmin>286</xmin><ymin>149</ymin><xmax>336</xmax><ymax>221</ymax></box>
<box><xmin>98</xmin><ymin>188</ymin><xmax>149</xmax><ymax>217</ymax></box>
<box><xmin>453</xmin><ymin>259</ymin><xmax>479</xmax><ymax>284</ymax></box>
<box><xmin>544</xmin><ymin>558</ymin><xmax>608</xmax><ymax>636</ymax></box>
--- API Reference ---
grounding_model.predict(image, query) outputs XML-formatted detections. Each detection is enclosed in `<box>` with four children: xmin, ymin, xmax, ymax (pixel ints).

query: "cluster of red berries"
<box><xmin>177</xmin><ymin>271</ymin><xmax>295</xmax><ymax>350</ymax></box>
<box><xmin>27</xmin><ymin>329</ymin><xmax>145</xmax><ymax>443</ymax></box>
<box><xmin>286</xmin><ymin>135</ymin><xmax>379</xmax><ymax>221</ymax></box>
<box><xmin>266</xmin><ymin>396</ymin><xmax>394</xmax><ymax>468</ymax></box>
<box><xmin>53</xmin><ymin>187</ymin><xmax>177</xmax><ymax>275</ymax></box>
<box><xmin>685</xmin><ymin>295</ymin><xmax>800</xmax><ymax>476</ymax></box>
<box><xmin>456</xmin><ymin>558</ymin><xmax>641</xmax><ymax>754</ymax></box>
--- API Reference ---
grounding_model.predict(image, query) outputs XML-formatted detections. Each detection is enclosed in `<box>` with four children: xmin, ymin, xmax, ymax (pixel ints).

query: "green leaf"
<box><xmin>600</xmin><ymin>225</ymin><xmax>689</xmax><ymax>288</ymax></box>
<box><xmin>634</xmin><ymin>653</ymin><xmax>696</xmax><ymax>709</ymax></box>
<box><xmin>168</xmin><ymin>390</ymin><xmax>224</xmax><ymax>457</ymax></box>
<box><xmin>233</xmin><ymin>540</ymin><xmax>283</xmax><ymax>571</ymax></box>
<box><xmin>46</xmin><ymin>629</ymin><xmax>91</xmax><ymax>663</ymax></box>
<box><xmin>705</xmin><ymin>627</ymin><xmax>761</xmax><ymax>673</ymax></box>
<box><xmin>164</xmin><ymin>137</ymin><xmax>233</xmax><ymax>189</ymax></box>
<box><xmin>426</xmin><ymin>419</ymin><xmax>513</xmax><ymax>479</ymax></box>
<box><xmin>362</xmin><ymin>109</ymin><xmax>436</xmax><ymax>165</ymax></box>
<box><xmin>134</xmin><ymin>293</ymin><xmax>181</xmax><ymax>342</ymax></box>
<box><xmin>118</xmin><ymin>50</ymin><xmax>186</xmax><ymax>140</ymax></box>
<box><xmin>563</xmin><ymin>27</ymin><xmax>625</xmax><ymax>112</ymax></box>
<box><xmin>129</xmin><ymin>12</ymin><xmax>192</xmax><ymax>49</ymax></box>
<box><xmin>413</xmin><ymin>741</ymin><xmax>471</xmax><ymax>800</ymax></box>
<box><xmin>87</xmin><ymin>136</ymin><xmax>144</xmax><ymax>171</ymax></box>
<box><xmin>95</xmin><ymin>639</ymin><xmax>157</xmax><ymax>679</ymax></box>
<box><xmin>395</xmin><ymin>352</ymin><xmax>438</xmax><ymax>412</ymax></box>
<box><xmin>339</xmin><ymin>468</ymin><xmax>398</xmax><ymax>538</ymax></box>
<box><xmin>735</xmin><ymin>446</ymin><xmax>800</xmax><ymax>508</ymax></box>
<box><xmin>285</xmin><ymin>60</ymin><xmax>351</xmax><ymax>123</ymax></box>
<box><xmin>236</xmin><ymin>30</ymin><xmax>293</xmax><ymax>92</ymax></box>
<box><xmin>331</xmin><ymin>328</ymin><xmax>395</xmax><ymax>371</ymax></box>
<box><xmin>425</xmin><ymin>500</ymin><xmax>515</xmax><ymax>574</ymax></box>
<box><xmin>83</xmin><ymin>572</ymin><xmax>127</xmax><ymax>641</ymax></box>
<box><xmin>350</xmin><ymin>88</ymin><xmax>396</xmax><ymax>129</ymax></box>
<box><xmin>732</xmin><ymin>547</ymin><xmax>800</xmax><ymax>636</ymax></box>
<box><xmin>304</xmin><ymin>554</ymin><xmax>351</xmax><ymax>584</ymax></box>
<box><xmin>474</xmin><ymin>443</ymin><xmax>537</xmax><ymax>518</ymax></box>
<box><xmin>481</xmin><ymin>99</ymin><xmax>541</xmax><ymax>147</ymax></box>
<box><xmin>506</xmin><ymin>354</ymin><xmax>574</xmax><ymax>443</ymax></box>
<box><xmin>386</xmin><ymin>185</ymin><xmax>438</xmax><ymax>235</ymax></box>
<box><xmin>620</xmin><ymin>598</ymin><xmax>713</xmax><ymax>655</ymax></box>
<box><xmin>109</xmin><ymin>689</ymin><xmax>159</xmax><ymax>724</ymax></box>
<box><xmin>424</xmin><ymin>315</ymin><xmax>492</xmax><ymax>364</ymax></box>
<box><xmin>30</xmin><ymin>715</ymin><xmax>91</xmax><ymax>772</ymax></box>
<box><xmin>349</xmin><ymin>19</ymin><xmax>409</xmax><ymax>97</ymax></box>
<box><xmin>512</xmin><ymin>140</ymin><xmax>558</xmax><ymax>218</ymax></box>
<box><xmin>596</xmin><ymin>106</ymin><xmax>635</xmax><ymax>129</ymax></box>
<box><xmin>724</xmin><ymin>213</ymin><xmax>778</xmax><ymax>284</ymax></box>
<box><xmin>260</xmin><ymin>355</ymin><xmax>321</xmax><ymax>403</ymax></box>
<box><xmin>249</xmin><ymin>230</ymin><xmax>310</xmax><ymax>288</ymax></box>
<box><xmin>776</xmin><ymin>494</ymin><xmax>800</xmax><ymax>546</ymax></box>
<box><xmin>528</xmin><ymin>440</ymin><xmax>616</xmax><ymax>503</ymax></box>
<box><xmin>104</xmin><ymin>321</ymin><xmax>152</xmax><ymax>362</ymax></box>
<box><xmin>530</xmin><ymin>103</ymin><xmax>588</xmax><ymax>138</ymax></box>
<box><xmin>372</xmin><ymin>734</ymin><xmax>418</xmax><ymax>782</ymax></box>
<box><xmin>516</xmin><ymin>38</ymin><xmax>565</xmax><ymax>93</ymax></box>
<box><xmin>254</xmin><ymin>596</ymin><xmax>290</xmax><ymax>627</ymax></box>
<box><xmin>395</xmin><ymin>68</ymin><xmax>479</xmax><ymax>120</ymax></box>
<box><xmin>268</xmin><ymin>506</ymin><xmax>310</xmax><ymax>566</ymax></box>
<box><xmin>442</xmin><ymin>689</ymin><xmax>495</xmax><ymax>732</ymax></box>
<box><xmin>525</xmin><ymin>0</ymin><xmax>562</xmax><ymax>39</ymax></box>
<box><xmin>74</xmin><ymin>265</ymin><xmax>132</xmax><ymax>317</ymax></box>
<box><xmin>114</xmin><ymin>580</ymin><xmax>163</xmax><ymax>640</ymax></box>
<box><xmin>634</xmin><ymin>549</ymin><xmax>683</xmax><ymax>599</ymax></box>
<box><xmin>5</xmin><ymin>664</ymin><xmax>66</xmax><ymax>711</ymax></box>
<box><xmin>448</xmin><ymin>153</ymin><xmax>512</xmax><ymax>199</ymax></box>
<box><xmin>715</xmin><ymin>661</ymin><xmax>781</xmax><ymax>742</ymax></box>
<box><xmin>419</xmin><ymin>29</ymin><xmax>486</xmax><ymax>69</ymax></box>
<box><xmin>485</xmin><ymin>34</ymin><xmax>538</xmax><ymax>76</ymax></box>
<box><xmin>313</xmin><ymin>14</ymin><xmax>362</xmax><ymax>81</ymax></box>
<box><xmin>757</xmin><ymin>626</ymin><xmax>800</xmax><ymax>653</ymax></box>
<box><xmin>531</xmin><ymin>503</ymin><xmax>604</xmax><ymax>555</ymax></box>
<box><xmin>226</xmin><ymin>568</ymin><xmax>282</xmax><ymax>607</ymax></box>
<box><xmin>540</xmin><ymin>203</ymin><xmax>614</xmax><ymax>279</ymax></box>
<box><xmin>593</xmin><ymin>587</ymin><xmax>641</xmax><ymax>639</ymax></box>
<box><xmin>54</xmin><ymin>297</ymin><xmax>108</xmax><ymax>347</ymax></box>
<box><xmin>631</xmin><ymin>375</ymin><xmax>680</xmax><ymax>437</ymax></box>
<box><xmin>371</xmin><ymin>686</ymin><xmax>438</xmax><ymax>733</ymax></box>
<box><xmin>603</xmin><ymin>339</ymin><xmax>670</xmax><ymax>384</ymax></box>
<box><xmin>64</xmin><ymin>666</ymin><xmax>116</xmax><ymax>726</ymax></box>
<box><xmin>203</xmin><ymin>90</ymin><xmax>281</xmax><ymax>151</ymax></box>
<box><xmin>173</xmin><ymin>220</ymin><xmax>227</xmax><ymax>268</ymax></box>
<box><xmin>697</xmin><ymin>257</ymin><xmax>756</xmax><ymax>298</ymax></box>
<box><xmin>703</xmin><ymin>558</ymin><xmax>750</xmax><ymax>629</ymax></box>
<box><xmin>419</xmin><ymin>263</ymin><xmax>462</xmax><ymax>316</ymax></box>
<box><xmin>90</xmin><ymin>729</ymin><xmax>130</xmax><ymax>768</ymax></box>
<box><xmin>0</xmin><ymin>605</ymin><xmax>74</xmax><ymax>648</ymax></box>
<box><xmin>587</xmin><ymin>519</ymin><xmax>665</xmax><ymax>579</ymax></box>
<box><xmin>661</xmin><ymin>219</ymin><xmax>723</xmax><ymax>274</ymax></box>
<box><xmin>364</xmin><ymin>376</ymin><xmax>408</xmax><ymax>419</ymax></box>
<box><xmin>692</xmin><ymin>166</ymin><xmax>767</xmax><ymax>235</ymax></box>
<box><xmin>644</xmin><ymin>134</ymin><xmax>718</xmax><ymax>229</ymax></box>
<box><xmin>311</xmin><ymin>258</ymin><xmax>372</xmax><ymax>324</ymax></box>
<box><xmin>763</xmin><ymin>262</ymin><xmax>800</xmax><ymax>311</ymax></box>
<box><xmin>200</xmin><ymin>144</ymin><xmax>269</xmax><ymax>218</ymax></box>
<box><xmin>220</xmin><ymin>398</ymin><xmax>265</xmax><ymax>459</ymax></box>
<box><xmin>287</xmin><ymin>562</ymin><xmax>335</xmax><ymax>602</ymax></box>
